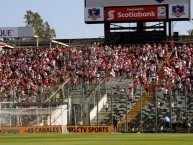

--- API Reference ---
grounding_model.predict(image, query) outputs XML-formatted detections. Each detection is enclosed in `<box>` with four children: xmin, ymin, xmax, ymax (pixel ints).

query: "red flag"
<box><xmin>31</xmin><ymin>83</ymin><xmax>38</xmax><ymax>90</ymax></box>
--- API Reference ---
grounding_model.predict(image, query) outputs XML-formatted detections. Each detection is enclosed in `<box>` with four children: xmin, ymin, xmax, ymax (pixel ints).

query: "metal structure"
<box><xmin>84</xmin><ymin>0</ymin><xmax>191</xmax><ymax>44</ymax></box>
<box><xmin>0</xmin><ymin>103</ymin><xmax>66</xmax><ymax>127</ymax></box>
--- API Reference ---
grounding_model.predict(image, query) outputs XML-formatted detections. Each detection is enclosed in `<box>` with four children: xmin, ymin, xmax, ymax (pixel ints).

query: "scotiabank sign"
<box><xmin>106</xmin><ymin>6</ymin><xmax>167</xmax><ymax>21</ymax></box>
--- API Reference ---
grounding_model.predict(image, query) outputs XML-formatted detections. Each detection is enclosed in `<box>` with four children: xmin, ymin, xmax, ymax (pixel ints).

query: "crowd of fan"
<box><xmin>1</xmin><ymin>41</ymin><xmax>193</xmax><ymax>132</ymax></box>
<box><xmin>163</xmin><ymin>43</ymin><xmax>193</xmax><ymax>96</ymax></box>
<box><xmin>0</xmin><ymin>42</ymin><xmax>192</xmax><ymax>106</ymax></box>
<box><xmin>0</xmin><ymin>47</ymin><xmax>67</xmax><ymax>103</ymax></box>
<box><xmin>117</xmin><ymin>42</ymin><xmax>193</xmax><ymax>133</ymax></box>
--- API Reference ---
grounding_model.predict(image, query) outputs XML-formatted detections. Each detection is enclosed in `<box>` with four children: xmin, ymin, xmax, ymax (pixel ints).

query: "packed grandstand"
<box><xmin>0</xmin><ymin>41</ymin><xmax>193</xmax><ymax>133</ymax></box>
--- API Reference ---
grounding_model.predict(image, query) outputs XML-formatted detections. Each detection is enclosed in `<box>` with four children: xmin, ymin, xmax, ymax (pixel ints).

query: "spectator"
<box><xmin>163</xmin><ymin>115</ymin><xmax>170</xmax><ymax>132</ymax></box>
<box><xmin>104</xmin><ymin>102</ymin><xmax>109</xmax><ymax>112</ymax></box>
<box><xmin>113</xmin><ymin>116</ymin><xmax>118</xmax><ymax>133</ymax></box>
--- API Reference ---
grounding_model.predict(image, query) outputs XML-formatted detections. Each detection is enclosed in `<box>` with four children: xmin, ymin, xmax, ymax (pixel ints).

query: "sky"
<box><xmin>0</xmin><ymin>0</ymin><xmax>193</xmax><ymax>39</ymax></box>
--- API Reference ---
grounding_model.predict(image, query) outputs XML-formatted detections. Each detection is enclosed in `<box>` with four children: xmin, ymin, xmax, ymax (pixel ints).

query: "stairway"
<box><xmin>90</xmin><ymin>108</ymin><xmax>111</xmax><ymax>125</ymax></box>
<box><xmin>127</xmin><ymin>90</ymin><xmax>154</xmax><ymax>122</ymax></box>
<box><xmin>90</xmin><ymin>93</ymin><xmax>119</xmax><ymax>125</ymax></box>
<box><xmin>118</xmin><ymin>49</ymin><xmax>174</xmax><ymax>131</ymax></box>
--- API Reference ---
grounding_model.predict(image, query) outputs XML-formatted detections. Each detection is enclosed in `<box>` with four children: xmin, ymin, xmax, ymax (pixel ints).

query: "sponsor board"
<box><xmin>66</xmin><ymin>126</ymin><xmax>112</xmax><ymax>134</ymax></box>
<box><xmin>0</xmin><ymin>126</ymin><xmax>112</xmax><ymax>134</ymax></box>
<box><xmin>169</xmin><ymin>4</ymin><xmax>189</xmax><ymax>19</ymax></box>
<box><xmin>0</xmin><ymin>27</ymin><xmax>18</xmax><ymax>38</ymax></box>
<box><xmin>106</xmin><ymin>6</ymin><xmax>166</xmax><ymax>22</ymax></box>
<box><xmin>0</xmin><ymin>126</ymin><xmax>61</xmax><ymax>134</ymax></box>
<box><xmin>0</xmin><ymin>27</ymin><xmax>34</xmax><ymax>38</ymax></box>
<box><xmin>85</xmin><ymin>1</ymin><xmax>191</xmax><ymax>23</ymax></box>
<box><xmin>85</xmin><ymin>7</ymin><xmax>104</xmax><ymax>22</ymax></box>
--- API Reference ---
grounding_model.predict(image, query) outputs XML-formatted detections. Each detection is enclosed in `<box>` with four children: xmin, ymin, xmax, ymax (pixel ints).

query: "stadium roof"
<box><xmin>1</xmin><ymin>38</ymin><xmax>69</xmax><ymax>48</ymax></box>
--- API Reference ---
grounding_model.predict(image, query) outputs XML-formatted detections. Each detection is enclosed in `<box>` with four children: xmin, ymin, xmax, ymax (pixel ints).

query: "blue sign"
<box><xmin>88</xmin><ymin>8</ymin><xmax>101</xmax><ymax>20</ymax></box>
<box><xmin>172</xmin><ymin>5</ymin><xmax>185</xmax><ymax>17</ymax></box>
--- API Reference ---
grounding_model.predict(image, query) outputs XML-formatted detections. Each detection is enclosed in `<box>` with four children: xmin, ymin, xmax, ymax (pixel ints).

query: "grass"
<box><xmin>0</xmin><ymin>133</ymin><xmax>193</xmax><ymax>145</ymax></box>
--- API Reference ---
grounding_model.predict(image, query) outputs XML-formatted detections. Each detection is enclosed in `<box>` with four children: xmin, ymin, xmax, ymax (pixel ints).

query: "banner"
<box><xmin>0</xmin><ymin>126</ymin><xmax>112</xmax><ymax>134</ymax></box>
<box><xmin>106</xmin><ymin>5</ymin><xmax>167</xmax><ymax>22</ymax></box>
<box><xmin>0</xmin><ymin>27</ymin><xmax>34</xmax><ymax>38</ymax></box>
<box><xmin>0</xmin><ymin>27</ymin><xmax>18</xmax><ymax>38</ymax></box>
<box><xmin>66</xmin><ymin>126</ymin><xmax>112</xmax><ymax>134</ymax></box>
<box><xmin>0</xmin><ymin>126</ymin><xmax>62</xmax><ymax>135</ymax></box>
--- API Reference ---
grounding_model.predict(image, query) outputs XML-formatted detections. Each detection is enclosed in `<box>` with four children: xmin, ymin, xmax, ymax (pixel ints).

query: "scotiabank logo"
<box><xmin>107</xmin><ymin>10</ymin><xmax>115</xmax><ymax>20</ymax></box>
<box><xmin>106</xmin><ymin>6</ymin><xmax>166</xmax><ymax>21</ymax></box>
<box><xmin>117</xmin><ymin>11</ymin><xmax>156</xmax><ymax>18</ymax></box>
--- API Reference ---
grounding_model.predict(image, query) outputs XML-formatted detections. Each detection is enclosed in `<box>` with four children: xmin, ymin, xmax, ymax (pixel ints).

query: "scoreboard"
<box><xmin>84</xmin><ymin>0</ymin><xmax>191</xmax><ymax>23</ymax></box>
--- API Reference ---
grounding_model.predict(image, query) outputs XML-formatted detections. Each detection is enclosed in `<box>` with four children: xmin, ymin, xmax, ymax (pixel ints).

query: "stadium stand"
<box><xmin>0</xmin><ymin>41</ymin><xmax>193</xmax><ymax>133</ymax></box>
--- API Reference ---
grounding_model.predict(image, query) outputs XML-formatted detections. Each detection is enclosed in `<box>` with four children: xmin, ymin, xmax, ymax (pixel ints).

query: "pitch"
<box><xmin>0</xmin><ymin>133</ymin><xmax>193</xmax><ymax>145</ymax></box>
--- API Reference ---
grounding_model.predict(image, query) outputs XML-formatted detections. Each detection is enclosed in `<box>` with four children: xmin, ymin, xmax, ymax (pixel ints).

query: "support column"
<box><xmin>137</xmin><ymin>22</ymin><xmax>146</xmax><ymax>32</ymax></box>
<box><xmin>140</xmin><ymin>83</ymin><xmax>143</xmax><ymax>133</ymax></box>
<box><xmin>82</xmin><ymin>84</ymin><xmax>90</xmax><ymax>125</ymax></box>
<box><xmin>111</xmin><ymin>87</ymin><xmax>113</xmax><ymax>130</ymax></box>
<box><xmin>67</xmin><ymin>95</ymin><xmax>73</xmax><ymax>125</ymax></box>
<box><xmin>96</xmin><ymin>86</ymin><xmax>99</xmax><ymax>125</ymax></box>
<box><xmin>155</xmin><ymin>84</ymin><xmax>158</xmax><ymax>132</ymax></box>
<box><xmin>168</xmin><ymin>21</ymin><xmax>172</xmax><ymax>40</ymax></box>
<box><xmin>185</xmin><ymin>83</ymin><xmax>187</xmax><ymax>116</ymax></box>
<box><xmin>104</xmin><ymin>23</ymin><xmax>111</xmax><ymax>44</ymax></box>
<box><xmin>125</xmin><ymin>87</ymin><xmax>128</xmax><ymax>133</ymax></box>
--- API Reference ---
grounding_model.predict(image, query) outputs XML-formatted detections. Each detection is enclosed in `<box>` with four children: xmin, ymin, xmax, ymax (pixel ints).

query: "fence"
<box><xmin>110</xmin><ymin>81</ymin><xmax>193</xmax><ymax>133</ymax></box>
<box><xmin>3</xmin><ymin>79</ymin><xmax>70</xmax><ymax>107</ymax></box>
<box><xmin>74</xmin><ymin>77</ymin><xmax>107</xmax><ymax>125</ymax></box>
<box><xmin>0</xmin><ymin>103</ymin><xmax>67</xmax><ymax>128</ymax></box>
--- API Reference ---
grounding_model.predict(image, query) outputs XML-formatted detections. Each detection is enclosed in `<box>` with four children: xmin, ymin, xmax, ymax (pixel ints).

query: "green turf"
<box><xmin>0</xmin><ymin>134</ymin><xmax>193</xmax><ymax>145</ymax></box>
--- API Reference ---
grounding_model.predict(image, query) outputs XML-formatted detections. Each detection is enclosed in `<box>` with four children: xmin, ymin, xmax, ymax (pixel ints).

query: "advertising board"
<box><xmin>0</xmin><ymin>27</ymin><xmax>18</xmax><ymax>38</ymax></box>
<box><xmin>0</xmin><ymin>27</ymin><xmax>34</xmax><ymax>38</ymax></box>
<box><xmin>85</xmin><ymin>0</ymin><xmax>191</xmax><ymax>22</ymax></box>
<box><xmin>105</xmin><ymin>5</ymin><xmax>167</xmax><ymax>22</ymax></box>
<box><xmin>0</xmin><ymin>126</ymin><xmax>112</xmax><ymax>134</ymax></box>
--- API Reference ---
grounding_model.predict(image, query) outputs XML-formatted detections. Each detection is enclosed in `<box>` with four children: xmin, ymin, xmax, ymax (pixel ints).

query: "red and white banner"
<box><xmin>0</xmin><ymin>43</ymin><xmax>5</xmax><ymax>47</ymax></box>
<box><xmin>105</xmin><ymin>5</ymin><xmax>166</xmax><ymax>21</ymax></box>
<box><xmin>31</xmin><ymin>83</ymin><xmax>38</xmax><ymax>90</ymax></box>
